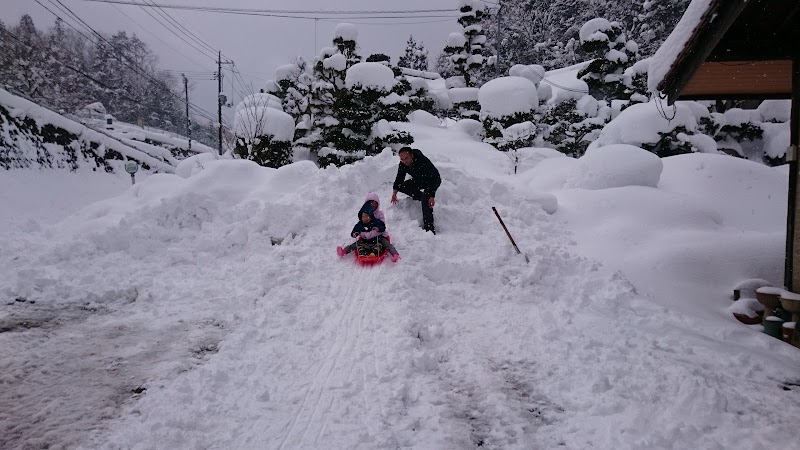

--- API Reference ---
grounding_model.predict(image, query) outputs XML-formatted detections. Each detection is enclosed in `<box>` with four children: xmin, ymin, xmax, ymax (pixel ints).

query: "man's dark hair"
<box><xmin>398</xmin><ymin>146</ymin><xmax>413</xmax><ymax>155</ymax></box>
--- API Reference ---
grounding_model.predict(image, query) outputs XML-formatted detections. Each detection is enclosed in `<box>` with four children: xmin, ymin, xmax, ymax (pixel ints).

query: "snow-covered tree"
<box><xmin>318</xmin><ymin>62</ymin><xmax>411</xmax><ymax>167</ymax></box>
<box><xmin>576</xmin><ymin>18</ymin><xmax>638</xmax><ymax>102</ymax></box>
<box><xmin>233</xmin><ymin>94</ymin><xmax>294</xmax><ymax>168</ymax></box>
<box><xmin>443</xmin><ymin>0</ymin><xmax>487</xmax><ymax>88</ymax></box>
<box><xmin>398</xmin><ymin>35</ymin><xmax>429</xmax><ymax>71</ymax></box>
<box><xmin>266</xmin><ymin>57</ymin><xmax>313</xmax><ymax>150</ymax></box>
<box><xmin>305</xmin><ymin>23</ymin><xmax>363</xmax><ymax>164</ymax></box>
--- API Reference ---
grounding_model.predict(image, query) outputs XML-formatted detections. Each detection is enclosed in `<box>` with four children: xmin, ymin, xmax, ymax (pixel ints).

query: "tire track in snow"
<box><xmin>278</xmin><ymin>264</ymin><xmax>384</xmax><ymax>449</ymax></box>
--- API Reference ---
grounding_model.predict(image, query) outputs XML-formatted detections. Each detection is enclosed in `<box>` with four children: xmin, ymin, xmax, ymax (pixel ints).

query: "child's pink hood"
<box><xmin>364</xmin><ymin>192</ymin><xmax>385</xmax><ymax>221</ymax></box>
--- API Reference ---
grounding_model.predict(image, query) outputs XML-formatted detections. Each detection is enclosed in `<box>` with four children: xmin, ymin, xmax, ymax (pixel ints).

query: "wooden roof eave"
<box><xmin>657</xmin><ymin>0</ymin><xmax>750</xmax><ymax>104</ymax></box>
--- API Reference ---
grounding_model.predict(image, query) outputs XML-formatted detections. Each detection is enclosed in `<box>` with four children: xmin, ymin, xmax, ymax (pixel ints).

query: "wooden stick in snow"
<box><xmin>492</xmin><ymin>207</ymin><xmax>529</xmax><ymax>263</ymax></box>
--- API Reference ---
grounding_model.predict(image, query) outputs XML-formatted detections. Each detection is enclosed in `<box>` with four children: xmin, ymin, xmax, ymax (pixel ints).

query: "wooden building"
<box><xmin>651</xmin><ymin>0</ymin><xmax>800</xmax><ymax>289</ymax></box>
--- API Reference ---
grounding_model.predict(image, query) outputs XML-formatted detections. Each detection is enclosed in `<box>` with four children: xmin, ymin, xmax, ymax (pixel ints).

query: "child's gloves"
<box><xmin>352</xmin><ymin>232</ymin><xmax>360</xmax><ymax>238</ymax></box>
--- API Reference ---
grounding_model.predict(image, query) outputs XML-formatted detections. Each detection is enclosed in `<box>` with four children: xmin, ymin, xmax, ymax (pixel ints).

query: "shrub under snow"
<box><xmin>478</xmin><ymin>76</ymin><xmax>539</xmax><ymax>119</ymax></box>
<box><xmin>565</xmin><ymin>144</ymin><xmax>663</xmax><ymax>190</ymax></box>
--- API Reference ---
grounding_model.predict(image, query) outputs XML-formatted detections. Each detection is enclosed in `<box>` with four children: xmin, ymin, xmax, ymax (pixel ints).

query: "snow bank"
<box><xmin>566</xmin><ymin>144</ymin><xmax>663</xmax><ymax>190</ymax></box>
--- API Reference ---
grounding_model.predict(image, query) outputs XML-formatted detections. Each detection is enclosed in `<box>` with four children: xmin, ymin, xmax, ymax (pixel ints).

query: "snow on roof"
<box><xmin>478</xmin><ymin>77</ymin><xmax>539</xmax><ymax>119</ymax></box>
<box><xmin>345</xmin><ymin>62</ymin><xmax>396</xmax><ymax>91</ymax></box>
<box><xmin>334</xmin><ymin>23</ymin><xmax>358</xmax><ymax>42</ymax></box>
<box><xmin>234</xmin><ymin>106</ymin><xmax>294</xmax><ymax>142</ymax></box>
<box><xmin>648</xmin><ymin>0</ymin><xmax>714</xmax><ymax>92</ymax></box>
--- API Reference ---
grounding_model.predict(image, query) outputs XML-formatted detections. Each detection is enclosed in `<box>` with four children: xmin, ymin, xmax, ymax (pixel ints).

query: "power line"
<box><xmin>109</xmin><ymin>3</ymin><xmax>214</xmax><ymax>71</ymax></box>
<box><xmin>140</xmin><ymin>0</ymin><xmax>218</xmax><ymax>56</ymax></box>
<box><xmin>131</xmin><ymin>0</ymin><xmax>218</xmax><ymax>61</ymax></box>
<box><xmin>77</xmin><ymin>0</ymin><xmax>458</xmax><ymax>15</ymax></box>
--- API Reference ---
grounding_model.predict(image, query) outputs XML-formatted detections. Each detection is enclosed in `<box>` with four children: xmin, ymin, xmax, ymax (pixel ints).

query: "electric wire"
<box><xmin>77</xmin><ymin>0</ymin><xmax>457</xmax><ymax>15</ymax></box>
<box><xmin>110</xmin><ymin>3</ymin><xmax>215</xmax><ymax>71</ymax></box>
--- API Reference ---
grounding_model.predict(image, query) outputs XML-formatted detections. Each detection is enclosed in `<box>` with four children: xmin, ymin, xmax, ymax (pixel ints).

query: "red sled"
<box><xmin>354</xmin><ymin>235</ymin><xmax>390</xmax><ymax>265</ymax></box>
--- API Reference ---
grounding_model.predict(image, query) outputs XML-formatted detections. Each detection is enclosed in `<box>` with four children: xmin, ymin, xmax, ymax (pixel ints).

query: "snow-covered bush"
<box><xmin>565</xmin><ymin>144</ymin><xmax>663</xmax><ymax>190</ymax></box>
<box><xmin>448</xmin><ymin>87</ymin><xmax>480</xmax><ymax>120</ymax></box>
<box><xmin>589</xmin><ymin>101</ymin><xmax>714</xmax><ymax>157</ymax></box>
<box><xmin>233</xmin><ymin>106</ymin><xmax>295</xmax><ymax>168</ymax></box>
<box><xmin>479</xmin><ymin>77</ymin><xmax>540</xmax><ymax>171</ymax></box>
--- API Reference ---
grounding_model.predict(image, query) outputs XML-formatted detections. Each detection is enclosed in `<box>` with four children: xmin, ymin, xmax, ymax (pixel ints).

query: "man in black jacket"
<box><xmin>390</xmin><ymin>147</ymin><xmax>441</xmax><ymax>234</ymax></box>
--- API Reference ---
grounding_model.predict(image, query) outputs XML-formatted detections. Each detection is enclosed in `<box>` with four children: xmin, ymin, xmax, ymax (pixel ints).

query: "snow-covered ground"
<box><xmin>1</xmin><ymin>121</ymin><xmax>799</xmax><ymax>449</ymax></box>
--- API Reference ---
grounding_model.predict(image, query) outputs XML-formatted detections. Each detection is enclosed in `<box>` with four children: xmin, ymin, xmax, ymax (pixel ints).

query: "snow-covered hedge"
<box><xmin>0</xmin><ymin>88</ymin><xmax>173</xmax><ymax>173</ymax></box>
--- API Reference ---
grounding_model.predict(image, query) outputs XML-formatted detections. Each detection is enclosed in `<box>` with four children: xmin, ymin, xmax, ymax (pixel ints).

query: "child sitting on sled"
<box><xmin>337</xmin><ymin>200</ymin><xmax>400</xmax><ymax>262</ymax></box>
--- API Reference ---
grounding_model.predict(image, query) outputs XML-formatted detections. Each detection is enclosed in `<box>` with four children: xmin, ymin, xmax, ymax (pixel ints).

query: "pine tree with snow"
<box><xmin>443</xmin><ymin>0</ymin><xmax>487</xmax><ymax>88</ymax></box>
<box><xmin>398</xmin><ymin>35</ymin><xmax>429</xmax><ymax>71</ymax></box>
<box><xmin>306</xmin><ymin>24</ymin><xmax>365</xmax><ymax>167</ymax></box>
<box><xmin>576</xmin><ymin>18</ymin><xmax>638</xmax><ymax>102</ymax></box>
<box><xmin>267</xmin><ymin>57</ymin><xmax>312</xmax><ymax>145</ymax></box>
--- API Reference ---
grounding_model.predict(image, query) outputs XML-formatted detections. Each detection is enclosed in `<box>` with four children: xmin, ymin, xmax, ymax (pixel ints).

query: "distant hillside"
<box><xmin>0</xmin><ymin>88</ymin><xmax>212</xmax><ymax>173</ymax></box>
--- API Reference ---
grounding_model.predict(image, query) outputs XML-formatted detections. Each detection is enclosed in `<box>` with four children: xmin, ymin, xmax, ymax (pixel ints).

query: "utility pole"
<box><xmin>182</xmin><ymin>73</ymin><xmax>191</xmax><ymax>152</ymax></box>
<box><xmin>495</xmin><ymin>0</ymin><xmax>502</xmax><ymax>78</ymax></box>
<box><xmin>217</xmin><ymin>50</ymin><xmax>223</xmax><ymax>155</ymax></box>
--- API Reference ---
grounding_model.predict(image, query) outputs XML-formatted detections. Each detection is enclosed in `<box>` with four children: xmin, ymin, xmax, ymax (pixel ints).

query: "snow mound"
<box><xmin>345</xmin><ymin>62</ymin><xmax>396</xmax><ymax>91</ymax></box>
<box><xmin>478</xmin><ymin>77</ymin><xmax>539</xmax><ymax>119</ymax></box>
<box><xmin>175</xmin><ymin>153</ymin><xmax>219</xmax><ymax>179</ymax></box>
<box><xmin>566</xmin><ymin>144</ymin><xmax>663</xmax><ymax>190</ymax></box>
<box><xmin>451</xmin><ymin>118</ymin><xmax>483</xmax><ymax>140</ymax></box>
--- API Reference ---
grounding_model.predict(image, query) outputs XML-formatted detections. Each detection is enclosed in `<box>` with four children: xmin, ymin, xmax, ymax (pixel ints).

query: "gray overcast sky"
<box><xmin>2</xmin><ymin>0</ymin><xmax>473</xmax><ymax>125</ymax></box>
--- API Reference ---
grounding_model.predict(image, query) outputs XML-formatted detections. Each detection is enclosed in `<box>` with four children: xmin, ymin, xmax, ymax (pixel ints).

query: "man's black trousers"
<box><xmin>396</xmin><ymin>179</ymin><xmax>435</xmax><ymax>233</ymax></box>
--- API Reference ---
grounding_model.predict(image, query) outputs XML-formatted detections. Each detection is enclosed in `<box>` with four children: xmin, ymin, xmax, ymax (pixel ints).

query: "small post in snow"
<box><xmin>124</xmin><ymin>160</ymin><xmax>139</xmax><ymax>185</ymax></box>
<box><xmin>492</xmin><ymin>206</ymin><xmax>529</xmax><ymax>263</ymax></box>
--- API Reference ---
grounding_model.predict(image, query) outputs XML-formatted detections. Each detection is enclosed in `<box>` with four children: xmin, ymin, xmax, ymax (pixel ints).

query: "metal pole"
<box><xmin>495</xmin><ymin>0</ymin><xmax>501</xmax><ymax>77</ymax></box>
<box><xmin>182</xmin><ymin>73</ymin><xmax>191</xmax><ymax>152</ymax></box>
<box><xmin>785</xmin><ymin>58</ymin><xmax>800</xmax><ymax>290</ymax></box>
<box><xmin>217</xmin><ymin>50</ymin><xmax>223</xmax><ymax>155</ymax></box>
<box><xmin>492</xmin><ymin>206</ymin><xmax>529</xmax><ymax>263</ymax></box>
